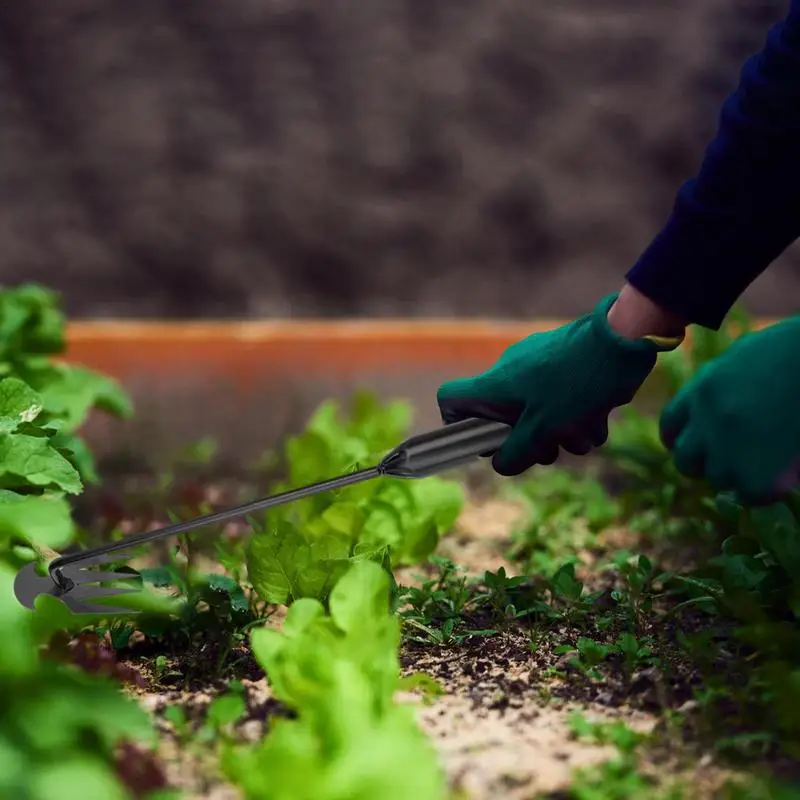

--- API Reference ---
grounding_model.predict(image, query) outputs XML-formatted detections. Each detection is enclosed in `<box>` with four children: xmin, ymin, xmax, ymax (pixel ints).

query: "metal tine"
<box><xmin>68</xmin><ymin>569</ymin><xmax>142</xmax><ymax>584</ymax></box>
<box><xmin>60</xmin><ymin>552</ymin><xmax>139</xmax><ymax>583</ymax></box>
<box><xmin>69</xmin><ymin>584</ymin><xmax>142</xmax><ymax>600</ymax></box>
<box><xmin>64</xmin><ymin>597</ymin><xmax>141</xmax><ymax>615</ymax></box>
<box><xmin>61</xmin><ymin>549</ymin><xmax>141</xmax><ymax>573</ymax></box>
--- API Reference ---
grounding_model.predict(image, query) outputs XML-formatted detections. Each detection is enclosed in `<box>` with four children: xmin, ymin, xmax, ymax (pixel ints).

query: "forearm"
<box><xmin>623</xmin><ymin>1</ymin><xmax>800</xmax><ymax>331</ymax></box>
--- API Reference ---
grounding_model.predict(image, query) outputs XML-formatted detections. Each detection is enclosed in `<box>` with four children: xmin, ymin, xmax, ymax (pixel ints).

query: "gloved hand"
<box><xmin>660</xmin><ymin>315</ymin><xmax>800</xmax><ymax>504</ymax></box>
<box><xmin>437</xmin><ymin>294</ymin><xmax>682</xmax><ymax>475</ymax></box>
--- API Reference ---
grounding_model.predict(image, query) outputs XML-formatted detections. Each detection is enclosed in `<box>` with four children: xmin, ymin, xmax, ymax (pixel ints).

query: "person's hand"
<box><xmin>436</xmin><ymin>290</ymin><xmax>684</xmax><ymax>476</ymax></box>
<box><xmin>660</xmin><ymin>316</ymin><xmax>800</xmax><ymax>504</ymax></box>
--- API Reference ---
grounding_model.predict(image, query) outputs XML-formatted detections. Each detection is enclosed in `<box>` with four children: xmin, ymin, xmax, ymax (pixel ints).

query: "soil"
<box><xmin>70</xmin><ymin>488</ymin><xmax>757</xmax><ymax>799</ymax></box>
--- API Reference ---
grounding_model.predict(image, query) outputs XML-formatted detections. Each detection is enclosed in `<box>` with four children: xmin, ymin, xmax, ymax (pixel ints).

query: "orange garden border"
<box><xmin>61</xmin><ymin>318</ymin><xmax>778</xmax><ymax>386</ymax></box>
<box><xmin>59</xmin><ymin>318</ymin><xmax>778</xmax><ymax>466</ymax></box>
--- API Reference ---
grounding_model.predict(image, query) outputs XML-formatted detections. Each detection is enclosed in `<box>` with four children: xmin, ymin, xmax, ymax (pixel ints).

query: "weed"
<box><xmin>504</xmin><ymin>467</ymin><xmax>619</xmax><ymax>574</ymax></box>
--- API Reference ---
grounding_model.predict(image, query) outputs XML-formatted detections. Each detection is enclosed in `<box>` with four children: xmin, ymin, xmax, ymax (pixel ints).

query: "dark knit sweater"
<box><xmin>626</xmin><ymin>1</ymin><xmax>800</xmax><ymax>329</ymax></box>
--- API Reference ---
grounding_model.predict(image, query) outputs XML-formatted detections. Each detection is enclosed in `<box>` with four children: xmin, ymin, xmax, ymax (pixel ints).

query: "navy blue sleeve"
<box><xmin>625</xmin><ymin>1</ymin><xmax>800</xmax><ymax>330</ymax></box>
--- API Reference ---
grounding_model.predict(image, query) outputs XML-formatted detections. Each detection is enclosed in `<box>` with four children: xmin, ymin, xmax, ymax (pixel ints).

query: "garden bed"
<box><xmin>61</xmin><ymin>477</ymin><xmax>796</xmax><ymax>800</ymax></box>
<box><xmin>2</xmin><ymin>284</ymin><xmax>798</xmax><ymax>800</ymax></box>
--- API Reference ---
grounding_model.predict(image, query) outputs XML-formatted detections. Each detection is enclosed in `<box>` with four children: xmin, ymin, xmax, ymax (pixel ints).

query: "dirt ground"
<box><xmin>96</xmin><ymin>494</ymin><xmax>753</xmax><ymax>800</ymax></box>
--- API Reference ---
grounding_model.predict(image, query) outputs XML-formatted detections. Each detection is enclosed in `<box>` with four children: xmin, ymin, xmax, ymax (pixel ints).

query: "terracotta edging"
<box><xmin>61</xmin><ymin>318</ymin><xmax>779</xmax><ymax>387</ymax></box>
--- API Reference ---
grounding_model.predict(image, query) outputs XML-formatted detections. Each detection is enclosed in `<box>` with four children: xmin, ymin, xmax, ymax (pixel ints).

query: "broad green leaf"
<box><xmin>409</xmin><ymin>477</ymin><xmax>465</xmax><ymax>535</ymax></box>
<box><xmin>49</xmin><ymin>431</ymin><xmax>100</xmax><ymax>484</ymax></box>
<box><xmin>0</xmin><ymin>490</ymin><xmax>74</xmax><ymax>549</ymax></box>
<box><xmin>247</xmin><ymin>522</ymin><xmax>311</xmax><ymax>604</ymax></box>
<box><xmin>329</xmin><ymin>560</ymin><xmax>391</xmax><ymax>634</ymax></box>
<box><xmin>750</xmin><ymin>503</ymin><xmax>800</xmax><ymax>578</ymax></box>
<box><xmin>717</xmin><ymin>554</ymin><xmax>767</xmax><ymax>590</ymax></box>
<box><xmin>205</xmin><ymin>573</ymin><xmax>249</xmax><ymax>613</ymax></box>
<box><xmin>283</xmin><ymin>598</ymin><xmax>326</xmax><ymax>636</ymax></box>
<box><xmin>0</xmin><ymin>433</ymin><xmax>82</xmax><ymax>494</ymax></box>
<box><xmin>551</xmin><ymin>562</ymin><xmax>583</xmax><ymax>601</ymax></box>
<box><xmin>247</xmin><ymin>518</ymin><xmax>356</xmax><ymax>605</ymax></box>
<box><xmin>0</xmin><ymin>378</ymin><xmax>43</xmax><ymax>433</ymax></box>
<box><xmin>30</xmin><ymin>757</ymin><xmax>129</xmax><ymax>800</ymax></box>
<box><xmin>361</xmin><ymin>501</ymin><xmax>404</xmax><ymax>551</ymax></box>
<box><xmin>0</xmin><ymin>563</ymin><xmax>38</xmax><ymax>675</ymax></box>
<box><xmin>207</xmin><ymin>694</ymin><xmax>247</xmax><ymax>728</ymax></box>
<box><xmin>18</xmin><ymin>666</ymin><xmax>157</xmax><ymax>751</ymax></box>
<box><xmin>323</xmin><ymin>710</ymin><xmax>447</xmax><ymax>800</ymax></box>
<box><xmin>320</xmin><ymin>502</ymin><xmax>365</xmax><ymax>539</ymax></box>
<box><xmin>37</xmin><ymin>364</ymin><xmax>132</xmax><ymax>431</ymax></box>
<box><xmin>285</xmin><ymin>431</ymin><xmax>335</xmax><ymax>485</ymax></box>
<box><xmin>395</xmin><ymin>521</ymin><xmax>438</xmax><ymax>565</ymax></box>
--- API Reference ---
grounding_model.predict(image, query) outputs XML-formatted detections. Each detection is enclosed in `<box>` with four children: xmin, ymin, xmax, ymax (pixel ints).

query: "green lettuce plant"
<box><xmin>246</xmin><ymin>392</ymin><xmax>465</xmax><ymax>605</ymax></box>
<box><xmin>0</xmin><ymin>283</ymin><xmax>132</xmax><ymax>484</ymax></box>
<box><xmin>222</xmin><ymin>560</ymin><xmax>447</xmax><ymax>800</ymax></box>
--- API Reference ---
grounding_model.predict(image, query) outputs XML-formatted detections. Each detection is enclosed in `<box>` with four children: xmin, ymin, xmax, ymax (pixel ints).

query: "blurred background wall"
<box><xmin>1</xmin><ymin>0</ymin><xmax>798</xmax><ymax>322</ymax></box>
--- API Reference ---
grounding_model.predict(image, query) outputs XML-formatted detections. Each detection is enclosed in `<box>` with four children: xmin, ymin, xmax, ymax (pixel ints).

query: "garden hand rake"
<box><xmin>14</xmin><ymin>417</ymin><xmax>510</xmax><ymax>614</ymax></box>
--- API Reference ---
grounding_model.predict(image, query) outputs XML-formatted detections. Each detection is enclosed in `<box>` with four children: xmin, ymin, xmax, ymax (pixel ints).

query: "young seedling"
<box><xmin>197</xmin><ymin>685</ymin><xmax>248</xmax><ymax>744</ymax></box>
<box><xmin>504</xmin><ymin>467</ymin><xmax>619</xmax><ymax>574</ymax></box>
<box><xmin>614</xmin><ymin>632</ymin><xmax>657</xmax><ymax>677</ymax></box>
<box><xmin>606</xmin><ymin>552</ymin><xmax>658</xmax><ymax>632</ymax></box>
<box><xmin>473</xmin><ymin>566</ymin><xmax>547</xmax><ymax>626</ymax></box>
<box><xmin>555</xmin><ymin>638</ymin><xmax>614</xmax><ymax>680</ymax></box>
<box><xmin>398</xmin><ymin>557</ymin><xmax>498</xmax><ymax>644</ymax></box>
<box><xmin>549</xmin><ymin>562</ymin><xmax>596</xmax><ymax>627</ymax></box>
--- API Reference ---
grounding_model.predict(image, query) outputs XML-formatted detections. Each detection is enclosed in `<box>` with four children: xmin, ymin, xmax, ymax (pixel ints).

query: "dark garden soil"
<box><xmin>56</xmin><ymin>480</ymin><xmax>783</xmax><ymax>799</ymax></box>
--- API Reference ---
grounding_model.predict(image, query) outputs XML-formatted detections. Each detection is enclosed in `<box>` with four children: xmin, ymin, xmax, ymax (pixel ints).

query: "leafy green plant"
<box><xmin>0</xmin><ymin>376</ymin><xmax>81</xmax><ymax>564</ymax></box>
<box><xmin>397</xmin><ymin>560</ymin><xmax>542</xmax><ymax>644</ymax></box>
<box><xmin>504</xmin><ymin>467</ymin><xmax>619</xmax><ymax>573</ymax></box>
<box><xmin>613</xmin><ymin>632</ymin><xmax>656</xmax><ymax>676</ymax></box>
<box><xmin>564</xmin><ymin>713</ymin><xmax>683</xmax><ymax>799</ymax></box>
<box><xmin>603</xmin><ymin>306</ymin><xmax>752</xmax><ymax>532</ymax></box>
<box><xmin>246</xmin><ymin>392</ymin><xmax>465</xmax><ymax>606</ymax></box>
<box><xmin>0</xmin><ymin>286</ymin><xmax>182</xmax><ymax>798</ymax></box>
<box><xmin>657</xmin><ymin>306</ymin><xmax>753</xmax><ymax>398</ymax></box>
<box><xmin>135</xmin><ymin>555</ymin><xmax>260</xmax><ymax>678</ymax></box>
<box><xmin>473</xmin><ymin>565</ymin><xmax>538</xmax><ymax>620</ymax></box>
<box><xmin>548</xmin><ymin>562</ymin><xmax>602</xmax><ymax>627</ymax></box>
<box><xmin>222</xmin><ymin>560</ymin><xmax>447</xmax><ymax>799</ymax></box>
<box><xmin>554</xmin><ymin>638</ymin><xmax>615</xmax><ymax>679</ymax></box>
<box><xmin>0</xmin><ymin>563</ymin><xmax>162</xmax><ymax>800</ymax></box>
<box><xmin>0</xmin><ymin>284</ymin><xmax>132</xmax><ymax>484</ymax></box>
<box><xmin>398</xmin><ymin>556</ymin><xmax>475</xmax><ymax>644</ymax></box>
<box><xmin>609</xmin><ymin>553</ymin><xmax>658</xmax><ymax>631</ymax></box>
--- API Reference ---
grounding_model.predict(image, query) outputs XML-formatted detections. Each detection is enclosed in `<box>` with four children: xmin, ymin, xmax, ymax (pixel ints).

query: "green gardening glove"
<box><xmin>436</xmin><ymin>294</ymin><xmax>682</xmax><ymax>475</ymax></box>
<box><xmin>659</xmin><ymin>315</ymin><xmax>800</xmax><ymax>505</ymax></box>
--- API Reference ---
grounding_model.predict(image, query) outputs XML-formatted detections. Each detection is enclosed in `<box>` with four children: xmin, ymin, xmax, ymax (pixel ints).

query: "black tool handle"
<box><xmin>378</xmin><ymin>417</ymin><xmax>511</xmax><ymax>478</ymax></box>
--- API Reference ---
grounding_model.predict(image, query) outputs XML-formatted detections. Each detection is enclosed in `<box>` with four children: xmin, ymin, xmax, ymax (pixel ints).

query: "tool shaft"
<box><xmin>47</xmin><ymin>417</ymin><xmax>511</xmax><ymax>589</ymax></box>
<box><xmin>48</xmin><ymin>466</ymin><xmax>380</xmax><ymax>584</ymax></box>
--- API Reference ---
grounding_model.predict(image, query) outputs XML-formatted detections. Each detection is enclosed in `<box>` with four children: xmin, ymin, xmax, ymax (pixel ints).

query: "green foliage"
<box><xmin>563</xmin><ymin>713</ymin><xmax>684</xmax><ymax>800</ymax></box>
<box><xmin>0</xmin><ymin>562</ymin><xmax>159</xmax><ymax>800</ymax></box>
<box><xmin>505</xmin><ymin>467</ymin><xmax>619</xmax><ymax>574</ymax></box>
<box><xmin>604</xmin><ymin>305</ymin><xmax>754</xmax><ymax>532</ymax></box>
<box><xmin>246</xmin><ymin>392</ymin><xmax>464</xmax><ymax>606</ymax></box>
<box><xmin>657</xmin><ymin>306</ymin><xmax>753</xmax><ymax>398</ymax></box>
<box><xmin>0</xmin><ymin>284</ymin><xmax>132</xmax><ymax>484</ymax></box>
<box><xmin>0</xmin><ymin>285</ymin><xmax>166</xmax><ymax>798</ymax></box>
<box><xmin>222</xmin><ymin>561</ymin><xmax>447</xmax><ymax>800</ymax></box>
<box><xmin>398</xmin><ymin>556</ymin><xmax>500</xmax><ymax>644</ymax></box>
<box><xmin>0</xmin><ymin>376</ymin><xmax>82</xmax><ymax>559</ymax></box>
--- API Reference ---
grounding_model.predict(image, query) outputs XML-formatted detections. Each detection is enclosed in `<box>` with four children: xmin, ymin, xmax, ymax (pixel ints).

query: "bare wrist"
<box><xmin>606</xmin><ymin>284</ymin><xmax>687</xmax><ymax>340</ymax></box>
